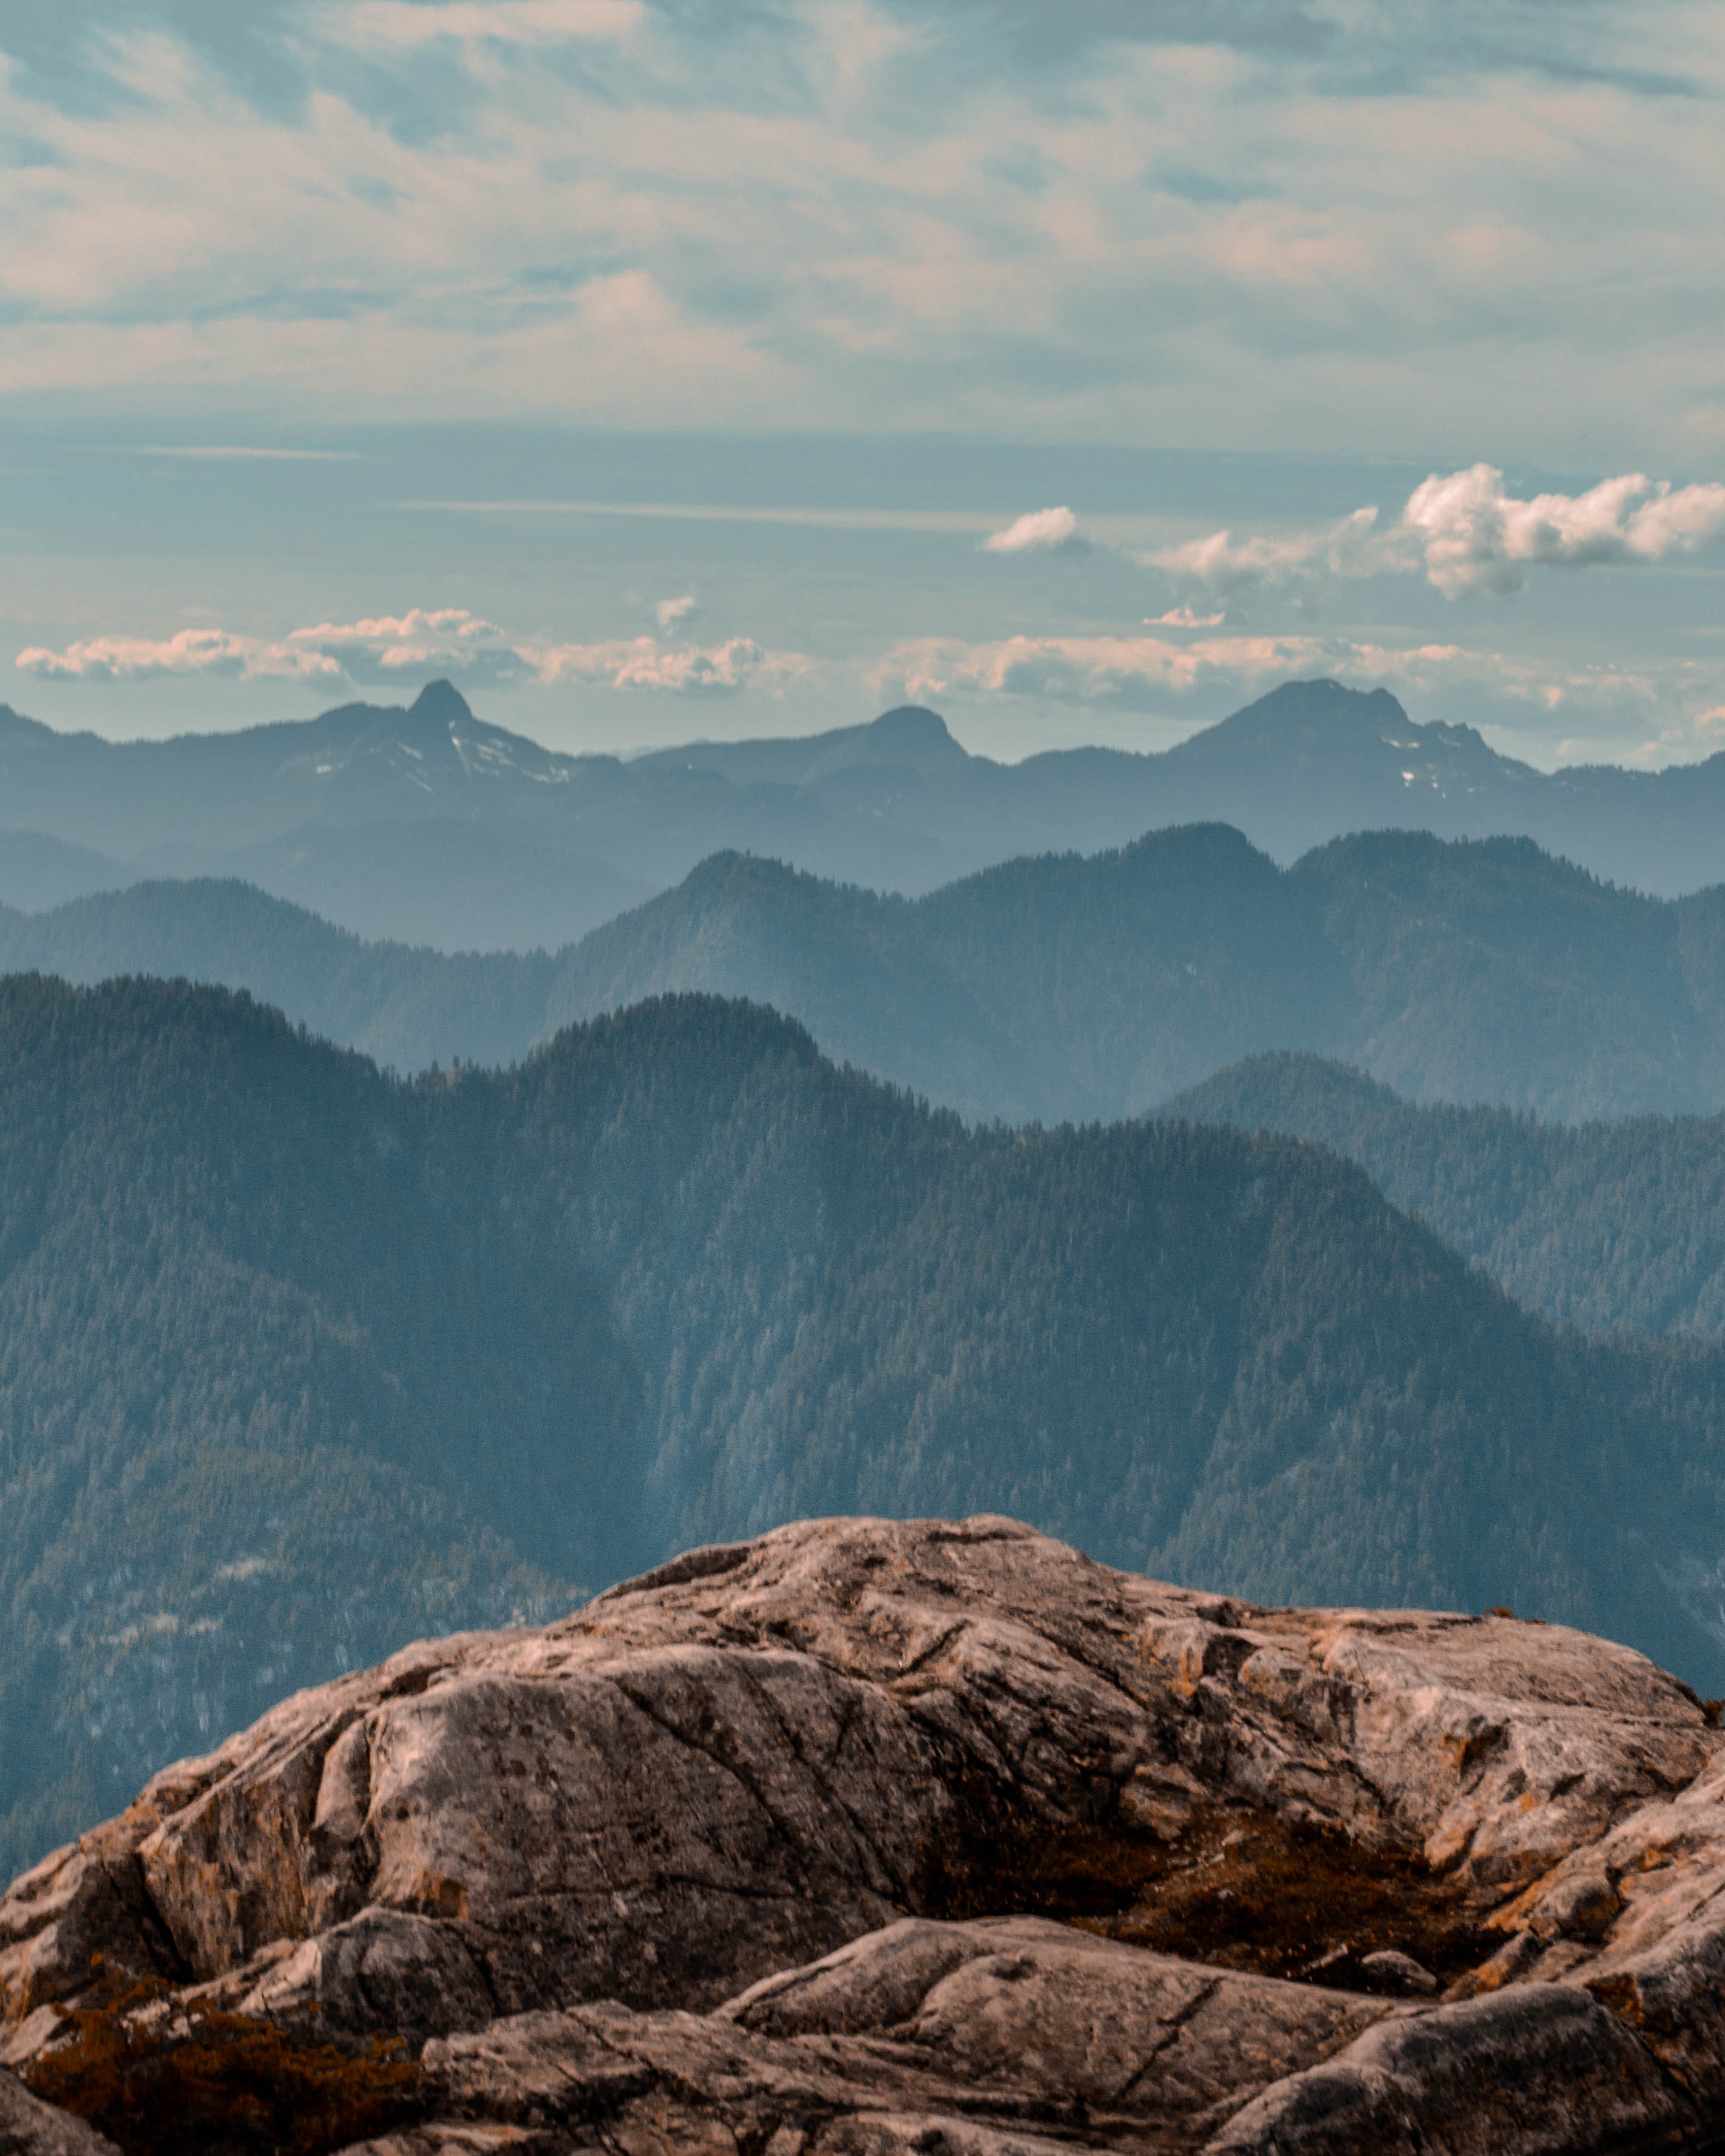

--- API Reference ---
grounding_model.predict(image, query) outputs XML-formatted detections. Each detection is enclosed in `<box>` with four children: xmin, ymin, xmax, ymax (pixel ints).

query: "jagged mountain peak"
<box><xmin>407</xmin><ymin>677</ymin><xmax>478</xmax><ymax>731</ymax></box>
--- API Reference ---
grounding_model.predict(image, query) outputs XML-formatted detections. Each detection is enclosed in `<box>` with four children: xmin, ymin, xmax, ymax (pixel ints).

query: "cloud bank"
<box><xmin>16</xmin><ymin>609</ymin><xmax>804</xmax><ymax>697</ymax></box>
<box><xmin>0</xmin><ymin>0</ymin><xmax>1721</xmax><ymax>458</ymax></box>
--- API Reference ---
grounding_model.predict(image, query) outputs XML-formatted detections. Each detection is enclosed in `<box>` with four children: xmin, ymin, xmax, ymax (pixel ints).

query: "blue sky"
<box><xmin>1</xmin><ymin>0</ymin><xmax>1722</xmax><ymax>763</ymax></box>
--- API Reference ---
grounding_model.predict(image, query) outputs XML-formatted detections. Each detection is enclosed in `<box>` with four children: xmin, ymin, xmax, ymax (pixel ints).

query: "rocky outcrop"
<box><xmin>4</xmin><ymin>1515</ymin><xmax>1725</xmax><ymax>2153</ymax></box>
<box><xmin>0</xmin><ymin>2073</ymin><xmax>118</xmax><ymax>2156</ymax></box>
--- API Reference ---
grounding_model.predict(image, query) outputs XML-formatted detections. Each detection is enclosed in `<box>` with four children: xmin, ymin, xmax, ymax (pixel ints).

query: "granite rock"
<box><xmin>2</xmin><ymin>1515</ymin><xmax>1723</xmax><ymax>2153</ymax></box>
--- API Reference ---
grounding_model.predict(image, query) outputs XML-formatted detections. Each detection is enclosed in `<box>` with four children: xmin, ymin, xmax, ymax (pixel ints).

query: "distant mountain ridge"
<box><xmin>7</xmin><ymin>819</ymin><xmax>1725</xmax><ymax>1120</ymax></box>
<box><xmin>1164</xmin><ymin>1053</ymin><xmax>1725</xmax><ymax>1338</ymax></box>
<box><xmin>7</xmin><ymin>678</ymin><xmax>1725</xmax><ymax>952</ymax></box>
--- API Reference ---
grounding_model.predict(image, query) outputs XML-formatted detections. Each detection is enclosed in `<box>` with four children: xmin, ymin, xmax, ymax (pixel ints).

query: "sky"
<box><xmin>1</xmin><ymin>0</ymin><xmax>1723</xmax><ymax>765</ymax></box>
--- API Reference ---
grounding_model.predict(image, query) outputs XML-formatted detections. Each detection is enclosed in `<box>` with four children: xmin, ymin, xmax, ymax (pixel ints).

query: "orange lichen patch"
<box><xmin>21</xmin><ymin>1967</ymin><xmax>423</xmax><ymax>2156</ymax></box>
<box><xmin>934</xmin><ymin>1809</ymin><xmax>1494</xmax><ymax>1992</ymax></box>
<box><xmin>1584</xmin><ymin>1972</ymin><xmax>1644</xmax><ymax>2026</ymax></box>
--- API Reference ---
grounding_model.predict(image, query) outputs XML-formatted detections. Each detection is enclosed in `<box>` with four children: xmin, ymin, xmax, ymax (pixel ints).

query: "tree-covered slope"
<box><xmin>6</xmin><ymin>978</ymin><xmax>1725</xmax><ymax>1884</ymax></box>
<box><xmin>0</xmin><ymin>879</ymin><xmax>560</xmax><ymax>1071</ymax></box>
<box><xmin>550</xmin><ymin>830</ymin><xmax>1725</xmax><ymax>1121</ymax></box>
<box><xmin>1164</xmin><ymin>1053</ymin><xmax>1725</xmax><ymax>1339</ymax></box>
<box><xmin>8</xmin><ymin>824</ymin><xmax>1725</xmax><ymax>1120</ymax></box>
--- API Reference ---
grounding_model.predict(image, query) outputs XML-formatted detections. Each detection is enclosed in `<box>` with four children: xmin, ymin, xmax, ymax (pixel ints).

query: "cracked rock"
<box><xmin>2</xmin><ymin>1514</ymin><xmax>1724</xmax><ymax>2154</ymax></box>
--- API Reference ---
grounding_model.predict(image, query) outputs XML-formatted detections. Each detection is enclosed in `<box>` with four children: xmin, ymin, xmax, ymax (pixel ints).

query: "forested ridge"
<box><xmin>1165</xmin><ymin>1053</ymin><xmax>1725</xmax><ymax>1337</ymax></box>
<box><xmin>8</xmin><ymin>820</ymin><xmax>1725</xmax><ymax>1121</ymax></box>
<box><xmin>549</xmin><ymin>826</ymin><xmax>1725</xmax><ymax>1122</ymax></box>
<box><xmin>5</xmin><ymin>975</ymin><xmax>1725</xmax><ymax>1884</ymax></box>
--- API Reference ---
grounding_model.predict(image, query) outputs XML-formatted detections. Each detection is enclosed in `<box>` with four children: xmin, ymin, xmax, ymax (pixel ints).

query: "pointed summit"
<box><xmin>408</xmin><ymin>679</ymin><xmax>475</xmax><ymax>729</ymax></box>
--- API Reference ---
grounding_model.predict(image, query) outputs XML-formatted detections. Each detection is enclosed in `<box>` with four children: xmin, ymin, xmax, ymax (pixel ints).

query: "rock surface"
<box><xmin>0</xmin><ymin>2073</ymin><xmax>118</xmax><ymax>2156</ymax></box>
<box><xmin>4</xmin><ymin>1515</ymin><xmax>1725</xmax><ymax>2152</ymax></box>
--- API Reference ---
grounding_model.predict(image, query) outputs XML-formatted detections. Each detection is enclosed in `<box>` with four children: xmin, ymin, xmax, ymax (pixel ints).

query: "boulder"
<box><xmin>2</xmin><ymin>1515</ymin><xmax>1723</xmax><ymax>2154</ymax></box>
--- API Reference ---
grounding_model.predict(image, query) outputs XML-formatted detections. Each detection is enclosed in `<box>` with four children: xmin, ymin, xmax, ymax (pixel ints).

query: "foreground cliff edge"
<box><xmin>4</xmin><ymin>1518</ymin><xmax>1725</xmax><ymax>2154</ymax></box>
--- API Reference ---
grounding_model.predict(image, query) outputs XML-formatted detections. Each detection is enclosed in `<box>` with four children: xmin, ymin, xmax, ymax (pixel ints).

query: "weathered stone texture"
<box><xmin>4</xmin><ymin>1515</ymin><xmax>1725</xmax><ymax>2153</ymax></box>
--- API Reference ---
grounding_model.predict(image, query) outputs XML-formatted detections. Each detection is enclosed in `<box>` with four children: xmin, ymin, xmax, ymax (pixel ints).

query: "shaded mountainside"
<box><xmin>5</xmin><ymin>978</ymin><xmax>1725</xmax><ymax>1882</ymax></box>
<box><xmin>8</xmin><ymin>822</ymin><xmax>1725</xmax><ymax>1120</ymax></box>
<box><xmin>10</xmin><ymin>679</ymin><xmax>1725</xmax><ymax>956</ymax></box>
<box><xmin>0</xmin><ymin>830</ymin><xmax>141</xmax><ymax>915</ymax></box>
<box><xmin>1164</xmin><ymin>1053</ymin><xmax>1725</xmax><ymax>1339</ymax></box>
<box><xmin>0</xmin><ymin>877</ymin><xmax>558</xmax><ymax>1072</ymax></box>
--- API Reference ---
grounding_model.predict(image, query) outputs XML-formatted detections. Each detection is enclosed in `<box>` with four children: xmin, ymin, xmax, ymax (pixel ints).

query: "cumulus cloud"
<box><xmin>1403</xmin><ymin>465</ymin><xmax>1725</xmax><ymax>597</ymax></box>
<box><xmin>16</xmin><ymin>608</ymin><xmax>807</xmax><ymax>698</ymax></box>
<box><xmin>655</xmin><ymin>595</ymin><xmax>699</xmax><ymax>630</ymax></box>
<box><xmin>1150</xmin><ymin>467</ymin><xmax>1725</xmax><ymax>607</ymax></box>
<box><xmin>283</xmin><ymin>608</ymin><xmax>531</xmax><ymax>686</ymax></box>
<box><xmin>982</xmin><ymin>507</ymin><xmax>1090</xmax><ymax>556</ymax></box>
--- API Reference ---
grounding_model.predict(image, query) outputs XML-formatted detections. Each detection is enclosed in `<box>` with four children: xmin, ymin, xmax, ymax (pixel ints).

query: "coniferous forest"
<box><xmin>10</xmin><ymin>819</ymin><xmax>1725</xmax><ymax>1123</ymax></box>
<box><xmin>5</xmin><ymin>972</ymin><xmax>1725</xmax><ymax>1883</ymax></box>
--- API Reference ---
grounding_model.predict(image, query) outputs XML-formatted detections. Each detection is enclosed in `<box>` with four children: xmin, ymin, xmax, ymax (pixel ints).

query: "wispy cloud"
<box><xmin>337</xmin><ymin>0</ymin><xmax>645</xmax><ymax>52</ymax></box>
<box><xmin>399</xmin><ymin>501</ymin><xmax>998</xmax><ymax>534</ymax></box>
<box><xmin>0</xmin><ymin>1</ymin><xmax>1721</xmax><ymax>456</ymax></box>
<box><xmin>1148</xmin><ymin>507</ymin><xmax>1390</xmax><ymax>606</ymax></box>
<box><xmin>127</xmin><ymin>444</ymin><xmax>367</xmax><ymax>461</ymax></box>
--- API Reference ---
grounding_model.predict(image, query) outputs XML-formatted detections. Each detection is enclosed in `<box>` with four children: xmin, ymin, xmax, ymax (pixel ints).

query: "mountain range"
<box><xmin>8</xmin><ymin>977</ymin><xmax>1725</xmax><ymax>1887</ymax></box>
<box><xmin>7</xmin><ymin>820</ymin><xmax>1725</xmax><ymax>1121</ymax></box>
<box><xmin>8</xmin><ymin>676</ymin><xmax>1725</xmax><ymax>955</ymax></box>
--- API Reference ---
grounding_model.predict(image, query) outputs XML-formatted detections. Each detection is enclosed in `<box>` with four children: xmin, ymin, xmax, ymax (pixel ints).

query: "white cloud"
<box><xmin>15</xmin><ymin>607</ymin><xmax>807</xmax><ymax>697</ymax></box>
<box><xmin>15</xmin><ymin>627</ymin><xmax>342</xmax><ymax>683</ymax></box>
<box><xmin>1150</xmin><ymin>467</ymin><xmax>1725</xmax><ymax>607</ymax></box>
<box><xmin>1403</xmin><ymin>464</ymin><xmax>1725</xmax><ymax>596</ymax></box>
<box><xmin>280</xmin><ymin>607</ymin><xmax>531</xmax><ymax>686</ymax></box>
<box><xmin>655</xmin><ymin>595</ymin><xmax>699</xmax><ymax>631</ymax></box>
<box><xmin>983</xmin><ymin>506</ymin><xmax>1088</xmax><ymax>555</ymax></box>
